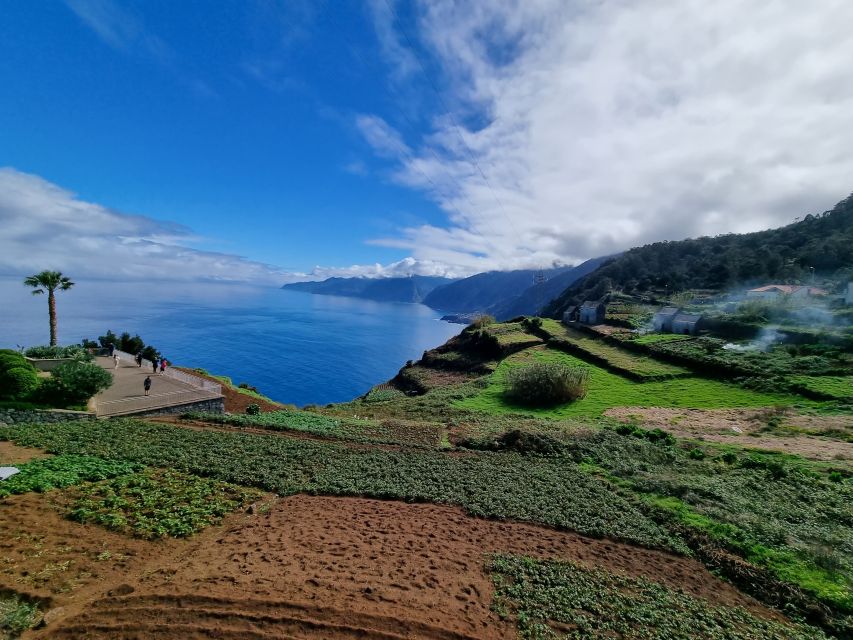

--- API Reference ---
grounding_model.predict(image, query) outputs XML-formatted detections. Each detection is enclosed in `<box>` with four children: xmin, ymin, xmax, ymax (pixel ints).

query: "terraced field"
<box><xmin>458</xmin><ymin>346</ymin><xmax>816</xmax><ymax>418</ymax></box>
<box><xmin>540</xmin><ymin>319</ymin><xmax>690</xmax><ymax>380</ymax></box>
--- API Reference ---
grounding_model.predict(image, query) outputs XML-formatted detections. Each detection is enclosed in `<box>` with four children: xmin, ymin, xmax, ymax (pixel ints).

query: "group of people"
<box><xmin>106</xmin><ymin>343</ymin><xmax>167</xmax><ymax>397</ymax></box>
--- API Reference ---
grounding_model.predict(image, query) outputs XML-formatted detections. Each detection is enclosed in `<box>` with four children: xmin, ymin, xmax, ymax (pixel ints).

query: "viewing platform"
<box><xmin>92</xmin><ymin>352</ymin><xmax>223</xmax><ymax>417</ymax></box>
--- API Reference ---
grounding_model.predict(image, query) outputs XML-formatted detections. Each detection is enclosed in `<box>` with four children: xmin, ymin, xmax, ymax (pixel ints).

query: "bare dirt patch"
<box><xmin>0</xmin><ymin>441</ymin><xmax>51</xmax><ymax>465</ymax></box>
<box><xmin>41</xmin><ymin>495</ymin><xmax>780</xmax><ymax>639</ymax></box>
<box><xmin>605</xmin><ymin>407</ymin><xmax>853</xmax><ymax>463</ymax></box>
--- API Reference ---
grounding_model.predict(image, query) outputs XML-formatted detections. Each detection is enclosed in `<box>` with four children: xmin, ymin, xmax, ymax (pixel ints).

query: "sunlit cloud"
<box><xmin>358</xmin><ymin>0</ymin><xmax>853</xmax><ymax>270</ymax></box>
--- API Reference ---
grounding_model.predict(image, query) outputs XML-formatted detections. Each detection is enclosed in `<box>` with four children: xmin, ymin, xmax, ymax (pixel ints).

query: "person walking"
<box><xmin>160</xmin><ymin>358</ymin><xmax>167</xmax><ymax>374</ymax></box>
<box><xmin>144</xmin><ymin>376</ymin><xmax>151</xmax><ymax>396</ymax></box>
<box><xmin>152</xmin><ymin>358</ymin><xmax>158</xmax><ymax>374</ymax></box>
<box><xmin>108</xmin><ymin>343</ymin><xmax>115</xmax><ymax>357</ymax></box>
<box><xmin>135</xmin><ymin>352</ymin><xmax>142</xmax><ymax>367</ymax></box>
<box><xmin>113</xmin><ymin>353</ymin><xmax>119</xmax><ymax>369</ymax></box>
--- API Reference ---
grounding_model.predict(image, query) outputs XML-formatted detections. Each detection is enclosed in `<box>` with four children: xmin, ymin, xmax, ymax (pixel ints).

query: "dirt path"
<box><xmin>605</xmin><ymin>407</ymin><xmax>853</xmax><ymax>463</ymax></box>
<box><xmin>35</xmin><ymin>495</ymin><xmax>781</xmax><ymax>639</ymax></box>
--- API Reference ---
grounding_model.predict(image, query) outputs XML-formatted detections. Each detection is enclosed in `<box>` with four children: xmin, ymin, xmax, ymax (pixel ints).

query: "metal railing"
<box><xmin>113</xmin><ymin>349</ymin><xmax>221</xmax><ymax>394</ymax></box>
<box><xmin>95</xmin><ymin>388</ymin><xmax>221</xmax><ymax>417</ymax></box>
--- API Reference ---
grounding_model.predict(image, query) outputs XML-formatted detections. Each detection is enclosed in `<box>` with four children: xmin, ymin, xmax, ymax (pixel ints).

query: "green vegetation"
<box><xmin>628</xmin><ymin>333</ymin><xmax>694</xmax><ymax>346</ymax></box>
<box><xmin>459</xmin><ymin>347</ymin><xmax>815</xmax><ymax>418</ymax></box>
<box><xmin>0</xmin><ymin>350</ymin><xmax>40</xmax><ymax>402</ymax></box>
<box><xmin>362</xmin><ymin>387</ymin><xmax>406</xmax><ymax>403</ymax></box>
<box><xmin>35</xmin><ymin>360</ymin><xmax>112</xmax><ymax>407</ymax></box>
<box><xmin>180</xmin><ymin>409</ymin><xmax>442</xmax><ymax>448</ymax></box>
<box><xmin>23</xmin><ymin>344</ymin><xmax>93</xmax><ymax>361</ymax></box>
<box><xmin>0</xmin><ymin>595</ymin><xmax>41</xmax><ymax>640</ymax></box>
<box><xmin>489</xmin><ymin>554</ymin><xmax>828</xmax><ymax>640</ymax></box>
<box><xmin>626</xmin><ymin>335</ymin><xmax>851</xmax><ymax>379</ymax></box>
<box><xmin>68</xmin><ymin>469</ymin><xmax>261</xmax><ymax>539</ymax></box>
<box><xmin>568</xmin><ymin>432</ymin><xmax>853</xmax><ymax>618</ymax></box>
<box><xmin>505</xmin><ymin>361</ymin><xmax>588</xmax><ymax>407</ymax></box>
<box><xmin>540</xmin><ymin>319</ymin><xmax>690</xmax><ymax>379</ymax></box>
<box><xmin>0</xmin><ymin>455</ymin><xmax>140</xmax><ymax>497</ymax></box>
<box><xmin>789</xmin><ymin>375</ymin><xmax>853</xmax><ymax>400</ymax></box>
<box><xmin>2</xmin><ymin>419</ymin><xmax>680</xmax><ymax>550</ymax></box>
<box><xmin>486</xmin><ymin>321</ymin><xmax>544</xmax><ymax>349</ymax></box>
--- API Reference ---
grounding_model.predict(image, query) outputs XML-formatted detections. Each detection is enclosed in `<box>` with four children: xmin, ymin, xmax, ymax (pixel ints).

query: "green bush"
<box><xmin>245</xmin><ymin>403</ymin><xmax>260</xmax><ymax>415</ymax></box>
<box><xmin>23</xmin><ymin>344</ymin><xmax>93</xmax><ymax>361</ymax></box>
<box><xmin>504</xmin><ymin>362</ymin><xmax>589</xmax><ymax>407</ymax></box>
<box><xmin>37</xmin><ymin>361</ymin><xmax>113</xmax><ymax>406</ymax></box>
<box><xmin>468</xmin><ymin>314</ymin><xmax>496</xmax><ymax>329</ymax></box>
<box><xmin>521</xmin><ymin>316</ymin><xmax>543</xmax><ymax>331</ymax></box>
<box><xmin>2</xmin><ymin>367</ymin><xmax>40</xmax><ymax>400</ymax></box>
<box><xmin>0</xmin><ymin>351</ymin><xmax>40</xmax><ymax>401</ymax></box>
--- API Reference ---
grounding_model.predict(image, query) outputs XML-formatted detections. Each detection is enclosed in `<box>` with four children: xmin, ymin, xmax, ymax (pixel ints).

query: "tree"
<box><xmin>23</xmin><ymin>271</ymin><xmax>74</xmax><ymax>346</ymax></box>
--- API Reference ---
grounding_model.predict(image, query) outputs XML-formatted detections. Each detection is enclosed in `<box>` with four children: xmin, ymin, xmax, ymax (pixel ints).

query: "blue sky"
<box><xmin>1</xmin><ymin>1</ymin><xmax>852</xmax><ymax>284</ymax></box>
<box><xmin>1</xmin><ymin>1</ymin><xmax>447</xmax><ymax>273</ymax></box>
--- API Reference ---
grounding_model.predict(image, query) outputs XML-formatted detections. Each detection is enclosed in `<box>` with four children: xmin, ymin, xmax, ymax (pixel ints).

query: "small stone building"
<box><xmin>652</xmin><ymin>307</ymin><xmax>680</xmax><ymax>332</ymax></box>
<box><xmin>579</xmin><ymin>301</ymin><xmax>606</xmax><ymax>325</ymax></box>
<box><xmin>671</xmin><ymin>313</ymin><xmax>703</xmax><ymax>335</ymax></box>
<box><xmin>561</xmin><ymin>305</ymin><xmax>579</xmax><ymax>324</ymax></box>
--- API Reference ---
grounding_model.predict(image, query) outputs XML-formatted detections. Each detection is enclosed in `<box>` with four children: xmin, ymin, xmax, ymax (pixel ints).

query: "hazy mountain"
<box><xmin>422</xmin><ymin>267</ymin><xmax>573</xmax><ymax>314</ymax></box>
<box><xmin>282</xmin><ymin>275</ymin><xmax>454</xmax><ymax>304</ymax></box>
<box><xmin>487</xmin><ymin>256</ymin><xmax>612</xmax><ymax>319</ymax></box>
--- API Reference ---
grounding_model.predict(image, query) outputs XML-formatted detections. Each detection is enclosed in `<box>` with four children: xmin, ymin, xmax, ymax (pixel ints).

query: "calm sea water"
<box><xmin>0</xmin><ymin>278</ymin><xmax>460</xmax><ymax>406</ymax></box>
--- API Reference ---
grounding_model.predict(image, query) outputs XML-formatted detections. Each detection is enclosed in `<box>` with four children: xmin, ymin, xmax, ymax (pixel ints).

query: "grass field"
<box><xmin>540</xmin><ymin>319</ymin><xmax>690</xmax><ymax>379</ymax></box>
<box><xmin>789</xmin><ymin>375</ymin><xmax>853</xmax><ymax>400</ymax></box>
<box><xmin>457</xmin><ymin>347</ymin><xmax>817</xmax><ymax>418</ymax></box>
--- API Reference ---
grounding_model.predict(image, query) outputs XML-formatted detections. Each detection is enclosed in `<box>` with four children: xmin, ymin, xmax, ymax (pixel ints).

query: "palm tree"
<box><xmin>23</xmin><ymin>271</ymin><xmax>74</xmax><ymax>346</ymax></box>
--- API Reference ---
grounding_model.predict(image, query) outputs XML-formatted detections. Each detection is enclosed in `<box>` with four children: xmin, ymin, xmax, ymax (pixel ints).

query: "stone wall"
<box><xmin>127</xmin><ymin>397</ymin><xmax>225</xmax><ymax>417</ymax></box>
<box><xmin>0</xmin><ymin>407</ymin><xmax>96</xmax><ymax>426</ymax></box>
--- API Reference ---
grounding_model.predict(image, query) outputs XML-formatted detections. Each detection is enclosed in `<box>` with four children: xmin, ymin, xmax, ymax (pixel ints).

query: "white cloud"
<box><xmin>295</xmin><ymin>256</ymin><xmax>465</xmax><ymax>281</ymax></box>
<box><xmin>358</xmin><ymin>0</ymin><xmax>853</xmax><ymax>270</ymax></box>
<box><xmin>0</xmin><ymin>168</ymin><xmax>288</xmax><ymax>284</ymax></box>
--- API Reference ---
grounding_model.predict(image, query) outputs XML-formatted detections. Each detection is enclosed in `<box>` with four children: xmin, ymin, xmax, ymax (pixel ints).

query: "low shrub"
<box><xmin>245</xmin><ymin>403</ymin><xmax>260</xmax><ymax>415</ymax></box>
<box><xmin>23</xmin><ymin>344</ymin><xmax>93</xmax><ymax>361</ymax></box>
<box><xmin>504</xmin><ymin>362</ymin><xmax>589</xmax><ymax>407</ymax></box>
<box><xmin>520</xmin><ymin>316</ymin><xmax>543</xmax><ymax>331</ymax></box>
<box><xmin>688</xmin><ymin>447</ymin><xmax>706</xmax><ymax>460</ymax></box>
<box><xmin>36</xmin><ymin>361</ymin><xmax>113</xmax><ymax>407</ymax></box>
<box><xmin>468</xmin><ymin>314</ymin><xmax>496</xmax><ymax>329</ymax></box>
<box><xmin>613</xmin><ymin>423</ymin><xmax>676</xmax><ymax>446</ymax></box>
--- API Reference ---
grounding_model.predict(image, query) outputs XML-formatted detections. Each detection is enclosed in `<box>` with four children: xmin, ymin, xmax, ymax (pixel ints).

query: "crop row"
<box><xmin>0</xmin><ymin>455</ymin><xmax>140</xmax><ymax>497</ymax></box>
<box><xmin>2</xmin><ymin>418</ymin><xmax>679</xmax><ymax>551</ymax></box>
<box><xmin>69</xmin><ymin>468</ymin><xmax>262</xmax><ymax>539</ymax></box>
<box><xmin>489</xmin><ymin>554</ymin><xmax>829</xmax><ymax>640</ymax></box>
<box><xmin>181</xmin><ymin>410</ymin><xmax>444</xmax><ymax>448</ymax></box>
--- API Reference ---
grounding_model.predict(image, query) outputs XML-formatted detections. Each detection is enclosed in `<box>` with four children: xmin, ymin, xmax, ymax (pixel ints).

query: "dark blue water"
<box><xmin>0</xmin><ymin>278</ymin><xmax>460</xmax><ymax>406</ymax></box>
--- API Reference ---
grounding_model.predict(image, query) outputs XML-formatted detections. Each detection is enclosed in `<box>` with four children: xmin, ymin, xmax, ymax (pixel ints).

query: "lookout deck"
<box><xmin>92</xmin><ymin>355</ymin><xmax>222</xmax><ymax>417</ymax></box>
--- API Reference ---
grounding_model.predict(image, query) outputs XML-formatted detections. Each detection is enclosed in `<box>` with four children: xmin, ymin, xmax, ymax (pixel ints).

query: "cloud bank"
<box><xmin>0</xmin><ymin>168</ymin><xmax>288</xmax><ymax>284</ymax></box>
<box><xmin>360</xmin><ymin>0</ymin><xmax>853</xmax><ymax>271</ymax></box>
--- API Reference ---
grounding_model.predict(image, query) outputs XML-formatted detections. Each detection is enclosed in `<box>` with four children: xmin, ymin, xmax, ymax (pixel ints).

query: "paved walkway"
<box><xmin>92</xmin><ymin>356</ymin><xmax>220</xmax><ymax>417</ymax></box>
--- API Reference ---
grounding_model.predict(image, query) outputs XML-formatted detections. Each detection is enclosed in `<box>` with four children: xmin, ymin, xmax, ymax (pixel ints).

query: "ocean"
<box><xmin>0</xmin><ymin>278</ymin><xmax>461</xmax><ymax>406</ymax></box>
